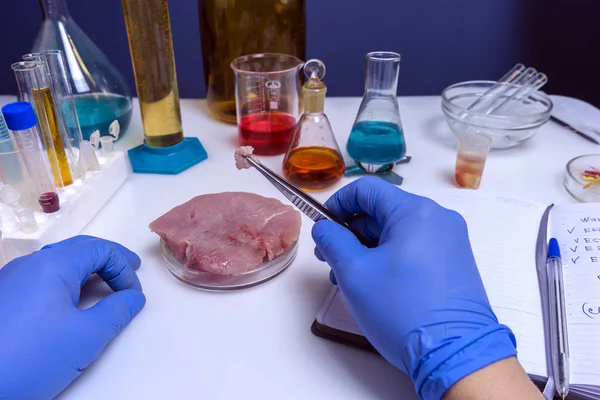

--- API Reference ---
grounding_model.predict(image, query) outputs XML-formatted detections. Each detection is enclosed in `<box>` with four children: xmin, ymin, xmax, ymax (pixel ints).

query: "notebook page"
<box><xmin>550</xmin><ymin>203</ymin><xmax>600</xmax><ymax>386</ymax></box>
<box><xmin>316</xmin><ymin>190</ymin><xmax>548</xmax><ymax>378</ymax></box>
<box><xmin>432</xmin><ymin>192</ymin><xmax>547</xmax><ymax>377</ymax></box>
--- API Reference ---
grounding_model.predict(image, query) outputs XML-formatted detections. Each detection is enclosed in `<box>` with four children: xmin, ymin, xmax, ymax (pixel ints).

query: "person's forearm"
<box><xmin>444</xmin><ymin>357</ymin><xmax>543</xmax><ymax>400</ymax></box>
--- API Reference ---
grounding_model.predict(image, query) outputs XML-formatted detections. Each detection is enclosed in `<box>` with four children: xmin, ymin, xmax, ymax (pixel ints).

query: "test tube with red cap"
<box><xmin>1</xmin><ymin>102</ymin><xmax>60</xmax><ymax>213</ymax></box>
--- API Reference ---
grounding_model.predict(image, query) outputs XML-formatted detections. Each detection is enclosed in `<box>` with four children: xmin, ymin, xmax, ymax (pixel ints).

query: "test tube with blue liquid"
<box><xmin>1</xmin><ymin>102</ymin><xmax>60</xmax><ymax>213</ymax></box>
<box><xmin>347</xmin><ymin>52</ymin><xmax>406</xmax><ymax>174</ymax></box>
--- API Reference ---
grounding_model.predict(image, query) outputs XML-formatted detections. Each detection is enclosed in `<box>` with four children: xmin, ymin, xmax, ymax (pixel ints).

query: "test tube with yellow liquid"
<box><xmin>12</xmin><ymin>61</ymin><xmax>73</xmax><ymax>188</ymax></box>
<box><xmin>121</xmin><ymin>0</ymin><xmax>207</xmax><ymax>174</ymax></box>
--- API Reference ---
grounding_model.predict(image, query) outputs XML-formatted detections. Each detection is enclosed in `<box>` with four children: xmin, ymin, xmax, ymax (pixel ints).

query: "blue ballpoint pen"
<box><xmin>547</xmin><ymin>238</ymin><xmax>570</xmax><ymax>400</ymax></box>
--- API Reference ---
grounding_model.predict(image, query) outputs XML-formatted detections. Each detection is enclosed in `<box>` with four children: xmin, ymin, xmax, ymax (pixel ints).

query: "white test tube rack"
<box><xmin>0</xmin><ymin>149</ymin><xmax>128</xmax><ymax>266</ymax></box>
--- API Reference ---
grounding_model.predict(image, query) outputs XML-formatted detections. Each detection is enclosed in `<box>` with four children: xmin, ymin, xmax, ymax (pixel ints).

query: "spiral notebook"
<box><xmin>312</xmin><ymin>191</ymin><xmax>600</xmax><ymax>399</ymax></box>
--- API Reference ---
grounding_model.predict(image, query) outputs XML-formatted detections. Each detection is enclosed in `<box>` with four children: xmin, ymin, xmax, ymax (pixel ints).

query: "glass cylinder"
<box><xmin>199</xmin><ymin>0</ymin><xmax>306</xmax><ymax>124</ymax></box>
<box><xmin>122</xmin><ymin>0</ymin><xmax>183</xmax><ymax>148</ymax></box>
<box><xmin>1</xmin><ymin>102</ymin><xmax>60</xmax><ymax>214</ymax></box>
<box><xmin>32</xmin><ymin>0</ymin><xmax>133</xmax><ymax>141</ymax></box>
<box><xmin>347</xmin><ymin>52</ymin><xmax>407</xmax><ymax>173</ymax></box>
<box><xmin>12</xmin><ymin>61</ymin><xmax>72</xmax><ymax>188</ymax></box>
<box><xmin>23</xmin><ymin>51</ymin><xmax>84</xmax><ymax>181</ymax></box>
<box><xmin>0</xmin><ymin>116</ymin><xmax>38</xmax><ymax>210</ymax></box>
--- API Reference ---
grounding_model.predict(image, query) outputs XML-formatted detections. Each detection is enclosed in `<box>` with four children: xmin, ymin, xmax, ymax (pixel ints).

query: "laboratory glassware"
<box><xmin>231</xmin><ymin>53</ymin><xmax>304</xmax><ymax>155</ymax></box>
<box><xmin>199</xmin><ymin>0</ymin><xmax>306</xmax><ymax>124</ymax></box>
<box><xmin>79</xmin><ymin>140</ymin><xmax>100</xmax><ymax>172</ymax></box>
<box><xmin>100</xmin><ymin>136</ymin><xmax>114</xmax><ymax>157</ymax></box>
<box><xmin>454</xmin><ymin>131</ymin><xmax>492</xmax><ymax>190</ymax></box>
<box><xmin>282</xmin><ymin>60</ymin><xmax>344</xmax><ymax>191</ymax></box>
<box><xmin>43</xmin><ymin>50</ymin><xmax>85</xmax><ymax>161</ymax></box>
<box><xmin>122</xmin><ymin>0</ymin><xmax>183</xmax><ymax>148</ymax></box>
<box><xmin>0</xmin><ymin>185</ymin><xmax>21</xmax><ymax>209</ymax></box>
<box><xmin>23</xmin><ymin>51</ymin><xmax>84</xmax><ymax>181</ymax></box>
<box><xmin>1</xmin><ymin>102</ymin><xmax>60</xmax><ymax>213</ymax></box>
<box><xmin>32</xmin><ymin>0</ymin><xmax>133</xmax><ymax>141</ymax></box>
<box><xmin>12</xmin><ymin>60</ymin><xmax>72</xmax><ymax>188</ymax></box>
<box><xmin>347</xmin><ymin>52</ymin><xmax>407</xmax><ymax>173</ymax></box>
<box><xmin>0</xmin><ymin>116</ymin><xmax>38</xmax><ymax>210</ymax></box>
<box><xmin>14</xmin><ymin>205</ymin><xmax>39</xmax><ymax>234</ymax></box>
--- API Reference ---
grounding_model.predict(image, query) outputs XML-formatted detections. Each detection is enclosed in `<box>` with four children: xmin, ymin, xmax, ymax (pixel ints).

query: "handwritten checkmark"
<box><xmin>567</xmin><ymin>227</ymin><xmax>576</xmax><ymax>234</ymax></box>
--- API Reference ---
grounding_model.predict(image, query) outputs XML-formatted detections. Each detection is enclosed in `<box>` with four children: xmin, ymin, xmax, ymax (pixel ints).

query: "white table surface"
<box><xmin>2</xmin><ymin>95</ymin><xmax>596</xmax><ymax>399</ymax></box>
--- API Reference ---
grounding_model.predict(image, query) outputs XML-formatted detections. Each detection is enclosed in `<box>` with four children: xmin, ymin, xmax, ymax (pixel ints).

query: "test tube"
<box><xmin>464</xmin><ymin>63</ymin><xmax>526</xmax><ymax>114</ymax></box>
<box><xmin>12</xmin><ymin>60</ymin><xmax>73</xmax><ymax>188</ymax></box>
<box><xmin>79</xmin><ymin>140</ymin><xmax>101</xmax><ymax>172</ymax></box>
<box><xmin>0</xmin><ymin>115</ymin><xmax>38</xmax><ymax>210</ymax></box>
<box><xmin>486</xmin><ymin>72</ymin><xmax>548</xmax><ymax>115</ymax></box>
<box><xmin>40</xmin><ymin>50</ymin><xmax>85</xmax><ymax>179</ymax></box>
<box><xmin>100</xmin><ymin>136</ymin><xmax>114</xmax><ymax>157</ymax></box>
<box><xmin>1</xmin><ymin>102</ymin><xmax>60</xmax><ymax>213</ymax></box>
<box><xmin>14</xmin><ymin>205</ymin><xmax>38</xmax><ymax>234</ymax></box>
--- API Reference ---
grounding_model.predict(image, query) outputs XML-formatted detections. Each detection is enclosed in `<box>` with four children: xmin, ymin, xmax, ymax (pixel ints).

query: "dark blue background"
<box><xmin>1</xmin><ymin>0</ymin><xmax>599</xmax><ymax>105</ymax></box>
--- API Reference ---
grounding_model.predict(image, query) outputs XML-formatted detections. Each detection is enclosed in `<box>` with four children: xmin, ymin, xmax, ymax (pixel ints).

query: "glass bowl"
<box><xmin>160</xmin><ymin>239</ymin><xmax>298</xmax><ymax>291</ymax></box>
<box><xmin>441</xmin><ymin>80</ymin><xmax>553</xmax><ymax>149</ymax></box>
<box><xmin>564</xmin><ymin>154</ymin><xmax>600</xmax><ymax>202</ymax></box>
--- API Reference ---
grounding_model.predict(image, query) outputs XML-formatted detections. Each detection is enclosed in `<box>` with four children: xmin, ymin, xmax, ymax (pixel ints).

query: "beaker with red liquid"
<box><xmin>231</xmin><ymin>53</ymin><xmax>303</xmax><ymax>155</ymax></box>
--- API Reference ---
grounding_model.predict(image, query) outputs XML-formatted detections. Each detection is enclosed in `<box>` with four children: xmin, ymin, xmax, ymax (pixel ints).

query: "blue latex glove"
<box><xmin>0</xmin><ymin>236</ymin><xmax>146</xmax><ymax>400</ymax></box>
<box><xmin>312</xmin><ymin>177</ymin><xmax>517</xmax><ymax>400</ymax></box>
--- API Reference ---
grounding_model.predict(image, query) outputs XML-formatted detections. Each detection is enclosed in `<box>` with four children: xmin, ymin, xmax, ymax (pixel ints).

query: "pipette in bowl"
<box><xmin>463</xmin><ymin>63</ymin><xmax>526</xmax><ymax>114</ymax></box>
<box><xmin>485</xmin><ymin>72</ymin><xmax>548</xmax><ymax>115</ymax></box>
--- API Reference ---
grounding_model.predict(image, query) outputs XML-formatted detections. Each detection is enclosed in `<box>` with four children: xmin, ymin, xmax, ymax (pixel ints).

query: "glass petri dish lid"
<box><xmin>564</xmin><ymin>154</ymin><xmax>600</xmax><ymax>203</ymax></box>
<box><xmin>160</xmin><ymin>239</ymin><xmax>298</xmax><ymax>291</ymax></box>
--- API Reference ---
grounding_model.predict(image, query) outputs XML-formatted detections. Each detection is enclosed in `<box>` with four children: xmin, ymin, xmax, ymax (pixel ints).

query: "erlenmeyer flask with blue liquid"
<box><xmin>347</xmin><ymin>52</ymin><xmax>406</xmax><ymax>173</ymax></box>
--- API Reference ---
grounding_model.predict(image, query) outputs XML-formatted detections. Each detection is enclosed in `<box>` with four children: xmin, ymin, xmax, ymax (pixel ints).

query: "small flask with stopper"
<box><xmin>282</xmin><ymin>60</ymin><xmax>345</xmax><ymax>192</ymax></box>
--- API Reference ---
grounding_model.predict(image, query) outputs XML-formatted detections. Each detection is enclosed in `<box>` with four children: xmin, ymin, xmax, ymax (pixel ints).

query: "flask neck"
<box><xmin>364</xmin><ymin>55</ymin><xmax>400</xmax><ymax>96</ymax></box>
<box><xmin>39</xmin><ymin>0</ymin><xmax>70</xmax><ymax>20</ymax></box>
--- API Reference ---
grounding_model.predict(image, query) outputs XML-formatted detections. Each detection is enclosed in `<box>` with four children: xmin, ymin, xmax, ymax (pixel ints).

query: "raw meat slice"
<box><xmin>149</xmin><ymin>192</ymin><xmax>302</xmax><ymax>276</ymax></box>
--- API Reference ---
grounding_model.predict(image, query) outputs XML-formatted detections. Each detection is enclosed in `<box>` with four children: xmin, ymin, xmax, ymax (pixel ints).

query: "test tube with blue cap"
<box><xmin>1</xmin><ymin>102</ymin><xmax>60</xmax><ymax>213</ymax></box>
<box><xmin>0</xmin><ymin>114</ymin><xmax>38</xmax><ymax>210</ymax></box>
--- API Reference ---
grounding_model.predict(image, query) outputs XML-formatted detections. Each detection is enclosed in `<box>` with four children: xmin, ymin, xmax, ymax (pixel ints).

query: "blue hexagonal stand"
<box><xmin>128</xmin><ymin>137</ymin><xmax>208</xmax><ymax>174</ymax></box>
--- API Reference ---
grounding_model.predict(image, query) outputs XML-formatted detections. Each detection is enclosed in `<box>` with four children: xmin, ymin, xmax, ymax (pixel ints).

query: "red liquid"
<box><xmin>38</xmin><ymin>192</ymin><xmax>60</xmax><ymax>213</ymax></box>
<box><xmin>238</xmin><ymin>112</ymin><xmax>297</xmax><ymax>155</ymax></box>
<box><xmin>454</xmin><ymin>153</ymin><xmax>486</xmax><ymax>189</ymax></box>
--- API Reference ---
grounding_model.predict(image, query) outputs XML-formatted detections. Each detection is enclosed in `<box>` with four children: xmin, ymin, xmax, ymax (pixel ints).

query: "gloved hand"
<box><xmin>0</xmin><ymin>236</ymin><xmax>146</xmax><ymax>400</ymax></box>
<box><xmin>312</xmin><ymin>177</ymin><xmax>517</xmax><ymax>400</ymax></box>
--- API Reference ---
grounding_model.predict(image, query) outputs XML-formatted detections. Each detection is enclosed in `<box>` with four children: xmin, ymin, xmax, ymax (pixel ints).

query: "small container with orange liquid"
<box><xmin>454</xmin><ymin>131</ymin><xmax>492</xmax><ymax>189</ymax></box>
<box><xmin>283</xmin><ymin>60</ymin><xmax>345</xmax><ymax>191</ymax></box>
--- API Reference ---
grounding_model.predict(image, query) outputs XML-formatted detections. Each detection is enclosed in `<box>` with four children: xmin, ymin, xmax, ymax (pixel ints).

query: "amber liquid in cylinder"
<box><xmin>122</xmin><ymin>0</ymin><xmax>183</xmax><ymax>147</ymax></box>
<box><xmin>283</xmin><ymin>146</ymin><xmax>345</xmax><ymax>191</ymax></box>
<box><xmin>199</xmin><ymin>0</ymin><xmax>306</xmax><ymax>124</ymax></box>
<box><xmin>32</xmin><ymin>87</ymin><xmax>73</xmax><ymax>187</ymax></box>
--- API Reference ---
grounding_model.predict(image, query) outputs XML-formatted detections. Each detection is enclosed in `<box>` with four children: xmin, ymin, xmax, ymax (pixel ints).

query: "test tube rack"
<box><xmin>0</xmin><ymin>150</ymin><xmax>128</xmax><ymax>265</ymax></box>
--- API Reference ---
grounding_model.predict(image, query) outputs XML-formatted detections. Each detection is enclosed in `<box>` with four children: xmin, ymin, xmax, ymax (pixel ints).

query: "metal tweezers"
<box><xmin>244</xmin><ymin>155</ymin><xmax>372</xmax><ymax>246</ymax></box>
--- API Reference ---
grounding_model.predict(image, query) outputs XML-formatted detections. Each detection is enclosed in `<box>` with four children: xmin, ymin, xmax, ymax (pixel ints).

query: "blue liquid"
<box><xmin>66</xmin><ymin>93</ymin><xmax>133</xmax><ymax>141</ymax></box>
<box><xmin>347</xmin><ymin>121</ymin><xmax>406</xmax><ymax>164</ymax></box>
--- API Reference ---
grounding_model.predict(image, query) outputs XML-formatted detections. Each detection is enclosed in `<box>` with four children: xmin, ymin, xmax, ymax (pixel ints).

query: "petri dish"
<box><xmin>160</xmin><ymin>239</ymin><xmax>298</xmax><ymax>291</ymax></box>
<box><xmin>564</xmin><ymin>154</ymin><xmax>600</xmax><ymax>202</ymax></box>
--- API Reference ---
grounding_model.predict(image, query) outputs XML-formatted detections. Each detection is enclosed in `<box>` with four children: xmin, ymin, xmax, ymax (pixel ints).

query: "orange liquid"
<box><xmin>283</xmin><ymin>146</ymin><xmax>345</xmax><ymax>191</ymax></box>
<box><xmin>455</xmin><ymin>152</ymin><xmax>486</xmax><ymax>189</ymax></box>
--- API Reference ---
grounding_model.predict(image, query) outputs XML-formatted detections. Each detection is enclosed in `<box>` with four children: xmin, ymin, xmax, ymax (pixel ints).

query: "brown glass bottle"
<box><xmin>199</xmin><ymin>0</ymin><xmax>306</xmax><ymax>124</ymax></box>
